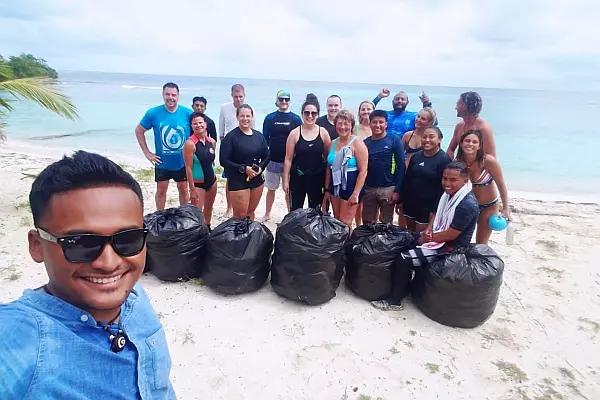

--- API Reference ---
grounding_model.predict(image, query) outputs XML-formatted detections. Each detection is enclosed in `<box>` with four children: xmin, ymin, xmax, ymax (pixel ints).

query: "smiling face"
<box><xmin>422</xmin><ymin>128</ymin><xmax>441</xmax><ymax>151</ymax></box>
<box><xmin>415</xmin><ymin>110</ymin><xmax>433</xmax><ymax>129</ymax></box>
<box><xmin>369</xmin><ymin>116</ymin><xmax>387</xmax><ymax>137</ymax></box>
<box><xmin>302</xmin><ymin>104</ymin><xmax>318</xmax><ymax>125</ymax></box>
<box><xmin>335</xmin><ymin>117</ymin><xmax>353</xmax><ymax>139</ymax></box>
<box><xmin>277</xmin><ymin>96</ymin><xmax>290</xmax><ymax>112</ymax></box>
<box><xmin>460</xmin><ymin>133</ymin><xmax>481</xmax><ymax>155</ymax></box>
<box><xmin>191</xmin><ymin>115</ymin><xmax>207</xmax><ymax>135</ymax></box>
<box><xmin>28</xmin><ymin>186</ymin><xmax>145</xmax><ymax>320</ymax></box>
<box><xmin>162</xmin><ymin>87</ymin><xmax>179</xmax><ymax>110</ymax></box>
<box><xmin>359</xmin><ymin>102</ymin><xmax>374</xmax><ymax>123</ymax></box>
<box><xmin>442</xmin><ymin>168</ymin><xmax>469</xmax><ymax>195</ymax></box>
<box><xmin>392</xmin><ymin>92</ymin><xmax>408</xmax><ymax>112</ymax></box>
<box><xmin>327</xmin><ymin>96</ymin><xmax>341</xmax><ymax>119</ymax></box>
<box><xmin>237</xmin><ymin>106</ymin><xmax>253</xmax><ymax>129</ymax></box>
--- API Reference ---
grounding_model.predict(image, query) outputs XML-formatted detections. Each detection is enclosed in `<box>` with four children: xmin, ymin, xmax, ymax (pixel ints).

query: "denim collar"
<box><xmin>19</xmin><ymin>284</ymin><xmax>140</xmax><ymax>328</ymax></box>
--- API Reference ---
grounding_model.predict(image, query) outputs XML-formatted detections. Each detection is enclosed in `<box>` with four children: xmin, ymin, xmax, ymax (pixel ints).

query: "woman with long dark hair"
<box><xmin>183</xmin><ymin>112</ymin><xmax>218</xmax><ymax>228</ymax></box>
<box><xmin>219</xmin><ymin>104</ymin><xmax>270</xmax><ymax>221</ymax></box>
<box><xmin>456</xmin><ymin>129</ymin><xmax>510</xmax><ymax>244</ymax></box>
<box><xmin>282</xmin><ymin>94</ymin><xmax>331</xmax><ymax>211</ymax></box>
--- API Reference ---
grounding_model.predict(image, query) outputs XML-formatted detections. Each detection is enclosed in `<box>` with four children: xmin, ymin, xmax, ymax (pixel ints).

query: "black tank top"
<box><xmin>293</xmin><ymin>126</ymin><xmax>325</xmax><ymax>175</ymax></box>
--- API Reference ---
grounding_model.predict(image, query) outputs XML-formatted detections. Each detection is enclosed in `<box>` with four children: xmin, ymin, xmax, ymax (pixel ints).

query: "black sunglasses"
<box><xmin>278</xmin><ymin>97</ymin><xmax>290</xmax><ymax>102</ymax></box>
<box><xmin>303</xmin><ymin>111</ymin><xmax>318</xmax><ymax>117</ymax></box>
<box><xmin>37</xmin><ymin>227</ymin><xmax>149</xmax><ymax>263</ymax></box>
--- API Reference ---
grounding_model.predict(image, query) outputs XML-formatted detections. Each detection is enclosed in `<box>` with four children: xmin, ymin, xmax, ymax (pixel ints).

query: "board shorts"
<box><xmin>155</xmin><ymin>167</ymin><xmax>186</xmax><ymax>183</ymax></box>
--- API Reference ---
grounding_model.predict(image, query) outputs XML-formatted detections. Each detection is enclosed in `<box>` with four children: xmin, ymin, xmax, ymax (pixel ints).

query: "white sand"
<box><xmin>1</xmin><ymin>143</ymin><xmax>599</xmax><ymax>400</ymax></box>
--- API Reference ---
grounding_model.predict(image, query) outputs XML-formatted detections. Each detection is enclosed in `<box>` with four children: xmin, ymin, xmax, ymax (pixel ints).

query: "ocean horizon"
<box><xmin>4</xmin><ymin>70</ymin><xmax>599</xmax><ymax>201</ymax></box>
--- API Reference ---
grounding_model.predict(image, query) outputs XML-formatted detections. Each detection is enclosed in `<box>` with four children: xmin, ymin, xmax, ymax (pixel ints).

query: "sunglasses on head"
<box><xmin>37</xmin><ymin>227</ymin><xmax>149</xmax><ymax>263</ymax></box>
<box><xmin>303</xmin><ymin>111</ymin><xmax>318</xmax><ymax>117</ymax></box>
<box><xmin>278</xmin><ymin>97</ymin><xmax>290</xmax><ymax>102</ymax></box>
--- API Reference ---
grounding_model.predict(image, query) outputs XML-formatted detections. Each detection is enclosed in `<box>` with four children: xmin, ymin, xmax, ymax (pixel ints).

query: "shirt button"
<box><xmin>80</xmin><ymin>315</ymin><xmax>89</xmax><ymax>322</ymax></box>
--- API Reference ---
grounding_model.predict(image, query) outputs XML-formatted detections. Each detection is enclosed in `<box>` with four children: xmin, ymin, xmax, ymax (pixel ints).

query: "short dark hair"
<box><xmin>302</xmin><ymin>93</ymin><xmax>320</xmax><ymax>114</ymax></box>
<box><xmin>29</xmin><ymin>151</ymin><xmax>144</xmax><ymax>227</ymax></box>
<box><xmin>190</xmin><ymin>111</ymin><xmax>207</xmax><ymax>125</ymax></box>
<box><xmin>192</xmin><ymin>96</ymin><xmax>206</xmax><ymax>105</ymax></box>
<box><xmin>327</xmin><ymin>94</ymin><xmax>342</xmax><ymax>104</ymax></box>
<box><xmin>369</xmin><ymin>109</ymin><xmax>388</xmax><ymax>122</ymax></box>
<box><xmin>231</xmin><ymin>84</ymin><xmax>245</xmax><ymax>94</ymax></box>
<box><xmin>163</xmin><ymin>82</ymin><xmax>179</xmax><ymax>92</ymax></box>
<box><xmin>445</xmin><ymin>161</ymin><xmax>469</xmax><ymax>177</ymax></box>
<box><xmin>236</xmin><ymin>103</ymin><xmax>254</xmax><ymax>117</ymax></box>
<box><xmin>424</xmin><ymin>126</ymin><xmax>443</xmax><ymax>139</ymax></box>
<box><xmin>460</xmin><ymin>91</ymin><xmax>482</xmax><ymax>115</ymax></box>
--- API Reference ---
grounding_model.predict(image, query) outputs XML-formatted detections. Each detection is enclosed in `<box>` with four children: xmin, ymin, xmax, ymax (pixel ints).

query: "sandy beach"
<box><xmin>1</xmin><ymin>143</ymin><xmax>599</xmax><ymax>400</ymax></box>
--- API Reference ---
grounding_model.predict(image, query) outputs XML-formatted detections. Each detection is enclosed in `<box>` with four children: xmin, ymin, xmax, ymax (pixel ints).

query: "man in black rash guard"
<box><xmin>219</xmin><ymin>104</ymin><xmax>270</xmax><ymax>220</ymax></box>
<box><xmin>261</xmin><ymin>90</ymin><xmax>302</xmax><ymax>221</ymax></box>
<box><xmin>362</xmin><ymin>110</ymin><xmax>405</xmax><ymax>224</ymax></box>
<box><xmin>192</xmin><ymin>96</ymin><xmax>218</xmax><ymax>142</ymax></box>
<box><xmin>316</xmin><ymin>94</ymin><xmax>342</xmax><ymax>140</ymax></box>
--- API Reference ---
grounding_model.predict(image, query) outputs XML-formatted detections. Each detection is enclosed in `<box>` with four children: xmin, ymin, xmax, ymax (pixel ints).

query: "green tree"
<box><xmin>7</xmin><ymin>53</ymin><xmax>59</xmax><ymax>79</ymax></box>
<box><xmin>0</xmin><ymin>57</ymin><xmax>78</xmax><ymax>142</ymax></box>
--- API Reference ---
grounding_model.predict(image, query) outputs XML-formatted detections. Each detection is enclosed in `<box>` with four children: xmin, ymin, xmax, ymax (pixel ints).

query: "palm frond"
<box><xmin>0</xmin><ymin>63</ymin><xmax>13</xmax><ymax>80</ymax></box>
<box><xmin>0</xmin><ymin>95</ymin><xmax>13</xmax><ymax>112</ymax></box>
<box><xmin>0</xmin><ymin>77</ymin><xmax>78</xmax><ymax>120</ymax></box>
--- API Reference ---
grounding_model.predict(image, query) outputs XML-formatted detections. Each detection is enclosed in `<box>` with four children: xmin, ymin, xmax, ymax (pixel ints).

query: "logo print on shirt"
<box><xmin>419</xmin><ymin>162</ymin><xmax>425</xmax><ymax>166</ymax></box>
<box><xmin>161</xmin><ymin>125</ymin><xmax>185</xmax><ymax>152</ymax></box>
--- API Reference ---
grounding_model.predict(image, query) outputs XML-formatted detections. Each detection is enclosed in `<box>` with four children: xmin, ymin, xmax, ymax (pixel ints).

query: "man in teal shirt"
<box><xmin>135</xmin><ymin>82</ymin><xmax>193</xmax><ymax>210</ymax></box>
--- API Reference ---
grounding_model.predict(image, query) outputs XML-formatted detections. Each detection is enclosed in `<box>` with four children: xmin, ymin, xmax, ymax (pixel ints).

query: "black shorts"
<box><xmin>402</xmin><ymin>201</ymin><xmax>433</xmax><ymax>225</ymax></box>
<box><xmin>194</xmin><ymin>177</ymin><xmax>217</xmax><ymax>191</ymax></box>
<box><xmin>227</xmin><ymin>172</ymin><xmax>265</xmax><ymax>192</ymax></box>
<box><xmin>155</xmin><ymin>167</ymin><xmax>187</xmax><ymax>183</ymax></box>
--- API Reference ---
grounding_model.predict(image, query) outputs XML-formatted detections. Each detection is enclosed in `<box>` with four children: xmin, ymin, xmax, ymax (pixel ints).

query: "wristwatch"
<box><xmin>238</xmin><ymin>165</ymin><xmax>246</xmax><ymax>174</ymax></box>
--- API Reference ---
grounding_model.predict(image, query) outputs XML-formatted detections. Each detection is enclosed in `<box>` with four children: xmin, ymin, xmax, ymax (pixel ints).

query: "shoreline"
<box><xmin>2</xmin><ymin>139</ymin><xmax>598</xmax><ymax>205</ymax></box>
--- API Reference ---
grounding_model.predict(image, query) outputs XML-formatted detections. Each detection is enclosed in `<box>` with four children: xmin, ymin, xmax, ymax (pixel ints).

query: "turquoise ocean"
<box><xmin>4</xmin><ymin>70</ymin><xmax>599</xmax><ymax>200</ymax></box>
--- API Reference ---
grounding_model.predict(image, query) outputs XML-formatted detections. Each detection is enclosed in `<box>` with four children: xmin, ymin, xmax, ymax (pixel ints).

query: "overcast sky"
<box><xmin>1</xmin><ymin>0</ymin><xmax>599</xmax><ymax>90</ymax></box>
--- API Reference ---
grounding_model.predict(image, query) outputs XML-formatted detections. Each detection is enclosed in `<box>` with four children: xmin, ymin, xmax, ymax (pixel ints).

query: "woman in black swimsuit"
<box><xmin>282</xmin><ymin>94</ymin><xmax>331</xmax><ymax>210</ymax></box>
<box><xmin>183</xmin><ymin>112</ymin><xmax>217</xmax><ymax>228</ymax></box>
<box><xmin>219</xmin><ymin>104</ymin><xmax>270</xmax><ymax>221</ymax></box>
<box><xmin>456</xmin><ymin>129</ymin><xmax>510</xmax><ymax>244</ymax></box>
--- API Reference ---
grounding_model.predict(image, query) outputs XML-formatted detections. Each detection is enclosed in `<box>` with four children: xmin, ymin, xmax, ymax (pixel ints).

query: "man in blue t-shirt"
<box><xmin>362</xmin><ymin>110</ymin><xmax>405</xmax><ymax>224</ymax></box>
<box><xmin>372</xmin><ymin>162</ymin><xmax>479</xmax><ymax>311</ymax></box>
<box><xmin>135</xmin><ymin>82</ymin><xmax>193</xmax><ymax>210</ymax></box>
<box><xmin>261</xmin><ymin>90</ymin><xmax>302</xmax><ymax>221</ymax></box>
<box><xmin>372</xmin><ymin>88</ymin><xmax>434</xmax><ymax>138</ymax></box>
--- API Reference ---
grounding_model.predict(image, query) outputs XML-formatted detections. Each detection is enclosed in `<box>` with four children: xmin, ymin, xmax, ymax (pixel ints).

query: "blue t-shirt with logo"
<box><xmin>140</xmin><ymin>105</ymin><xmax>193</xmax><ymax>170</ymax></box>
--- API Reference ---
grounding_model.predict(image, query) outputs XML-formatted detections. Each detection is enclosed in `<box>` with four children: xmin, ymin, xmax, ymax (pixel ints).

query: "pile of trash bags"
<box><xmin>344</xmin><ymin>223</ymin><xmax>417</xmax><ymax>301</ymax></box>
<box><xmin>411</xmin><ymin>244</ymin><xmax>505</xmax><ymax>328</ymax></box>
<box><xmin>144</xmin><ymin>204</ymin><xmax>209</xmax><ymax>282</ymax></box>
<box><xmin>203</xmin><ymin>217</ymin><xmax>274</xmax><ymax>295</ymax></box>
<box><xmin>271</xmin><ymin>207</ymin><xmax>349</xmax><ymax>305</ymax></box>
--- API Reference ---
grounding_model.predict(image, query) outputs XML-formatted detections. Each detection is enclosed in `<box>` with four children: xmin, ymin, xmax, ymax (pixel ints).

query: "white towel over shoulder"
<box><xmin>420</xmin><ymin>181</ymin><xmax>473</xmax><ymax>250</ymax></box>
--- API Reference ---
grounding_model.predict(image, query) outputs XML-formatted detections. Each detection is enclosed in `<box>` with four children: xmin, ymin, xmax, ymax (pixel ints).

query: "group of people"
<box><xmin>0</xmin><ymin>82</ymin><xmax>512</xmax><ymax>398</ymax></box>
<box><xmin>134</xmin><ymin>82</ymin><xmax>510</xmax><ymax>246</ymax></box>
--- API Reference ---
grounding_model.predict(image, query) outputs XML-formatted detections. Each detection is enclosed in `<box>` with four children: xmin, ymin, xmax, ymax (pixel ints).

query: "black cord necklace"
<box><xmin>43</xmin><ymin>285</ymin><xmax>127</xmax><ymax>353</ymax></box>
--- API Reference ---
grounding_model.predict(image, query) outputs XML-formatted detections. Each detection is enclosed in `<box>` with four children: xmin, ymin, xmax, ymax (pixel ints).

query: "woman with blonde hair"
<box><xmin>402</xmin><ymin>107</ymin><xmax>437</xmax><ymax>165</ymax></box>
<box><xmin>355</xmin><ymin>100</ymin><xmax>375</xmax><ymax>140</ymax></box>
<box><xmin>323</xmin><ymin>109</ymin><xmax>369</xmax><ymax>228</ymax></box>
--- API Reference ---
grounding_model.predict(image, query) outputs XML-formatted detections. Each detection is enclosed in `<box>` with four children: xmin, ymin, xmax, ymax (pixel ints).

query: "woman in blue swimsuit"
<box><xmin>456</xmin><ymin>129</ymin><xmax>510</xmax><ymax>244</ymax></box>
<box><xmin>322</xmin><ymin>110</ymin><xmax>368</xmax><ymax>228</ymax></box>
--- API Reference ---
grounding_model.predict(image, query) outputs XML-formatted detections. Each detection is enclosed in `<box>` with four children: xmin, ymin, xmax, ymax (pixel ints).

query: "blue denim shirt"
<box><xmin>0</xmin><ymin>283</ymin><xmax>176</xmax><ymax>400</ymax></box>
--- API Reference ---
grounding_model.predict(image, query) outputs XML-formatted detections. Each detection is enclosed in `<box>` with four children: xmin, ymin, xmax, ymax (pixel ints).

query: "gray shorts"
<box><xmin>265</xmin><ymin>162</ymin><xmax>284</xmax><ymax>190</ymax></box>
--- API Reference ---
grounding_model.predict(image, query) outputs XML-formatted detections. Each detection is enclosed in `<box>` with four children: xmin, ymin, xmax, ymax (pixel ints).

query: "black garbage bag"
<box><xmin>271</xmin><ymin>207</ymin><xmax>350</xmax><ymax>305</ymax></box>
<box><xmin>203</xmin><ymin>217</ymin><xmax>274</xmax><ymax>295</ymax></box>
<box><xmin>144</xmin><ymin>204</ymin><xmax>209</xmax><ymax>282</ymax></box>
<box><xmin>412</xmin><ymin>244</ymin><xmax>504</xmax><ymax>329</ymax></box>
<box><xmin>344</xmin><ymin>223</ymin><xmax>418</xmax><ymax>301</ymax></box>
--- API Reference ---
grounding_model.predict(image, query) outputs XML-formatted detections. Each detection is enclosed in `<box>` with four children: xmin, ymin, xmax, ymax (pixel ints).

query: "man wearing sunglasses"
<box><xmin>261</xmin><ymin>90</ymin><xmax>302</xmax><ymax>221</ymax></box>
<box><xmin>0</xmin><ymin>151</ymin><xmax>175</xmax><ymax>399</ymax></box>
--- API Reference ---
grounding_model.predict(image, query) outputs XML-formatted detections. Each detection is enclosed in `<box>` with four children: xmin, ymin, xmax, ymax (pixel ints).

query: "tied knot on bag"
<box><xmin>234</xmin><ymin>217</ymin><xmax>252</xmax><ymax>235</ymax></box>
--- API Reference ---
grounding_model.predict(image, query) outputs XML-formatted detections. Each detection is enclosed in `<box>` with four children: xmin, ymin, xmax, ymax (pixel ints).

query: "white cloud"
<box><xmin>1</xmin><ymin>0</ymin><xmax>599</xmax><ymax>89</ymax></box>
